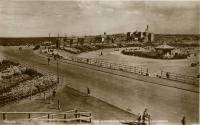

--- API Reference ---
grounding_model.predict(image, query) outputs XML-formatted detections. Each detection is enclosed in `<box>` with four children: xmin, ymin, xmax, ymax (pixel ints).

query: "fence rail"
<box><xmin>62</xmin><ymin>56</ymin><xmax>149</xmax><ymax>76</ymax></box>
<box><xmin>0</xmin><ymin>110</ymin><xmax>92</xmax><ymax>123</ymax></box>
<box><xmin>160</xmin><ymin>70</ymin><xmax>198</xmax><ymax>86</ymax></box>
<box><xmin>59</xmin><ymin>55</ymin><xmax>198</xmax><ymax>86</ymax></box>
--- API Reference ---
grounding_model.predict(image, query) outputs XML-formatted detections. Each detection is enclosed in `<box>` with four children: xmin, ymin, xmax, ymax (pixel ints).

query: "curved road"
<box><xmin>2</xmin><ymin>47</ymin><xmax>199</xmax><ymax>124</ymax></box>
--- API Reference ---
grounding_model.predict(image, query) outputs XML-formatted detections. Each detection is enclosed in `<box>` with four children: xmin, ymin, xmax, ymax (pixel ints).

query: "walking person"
<box><xmin>142</xmin><ymin>108</ymin><xmax>149</xmax><ymax>124</ymax></box>
<box><xmin>100</xmin><ymin>51</ymin><xmax>103</xmax><ymax>56</ymax></box>
<box><xmin>48</xmin><ymin>57</ymin><xmax>50</xmax><ymax>65</ymax></box>
<box><xmin>137</xmin><ymin>113</ymin><xmax>141</xmax><ymax>124</ymax></box>
<box><xmin>52</xmin><ymin>89</ymin><xmax>56</xmax><ymax>100</ymax></box>
<box><xmin>142</xmin><ymin>114</ymin><xmax>146</xmax><ymax>124</ymax></box>
<box><xmin>87</xmin><ymin>87</ymin><xmax>90</xmax><ymax>96</ymax></box>
<box><xmin>166</xmin><ymin>72</ymin><xmax>170</xmax><ymax>78</ymax></box>
<box><xmin>181</xmin><ymin>116</ymin><xmax>186</xmax><ymax>125</ymax></box>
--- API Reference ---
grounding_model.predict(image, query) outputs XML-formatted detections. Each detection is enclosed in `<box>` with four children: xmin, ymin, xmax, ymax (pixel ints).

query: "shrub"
<box><xmin>24</xmin><ymin>69</ymin><xmax>43</xmax><ymax>77</ymax></box>
<box><xmin>33</xmin><ymin>45</ymin><xmax>40</xmax><ymax>50</ymax></box>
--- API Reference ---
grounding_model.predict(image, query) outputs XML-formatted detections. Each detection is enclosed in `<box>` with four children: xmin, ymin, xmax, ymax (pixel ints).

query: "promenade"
<box><xmin>1</xmin><ymin>46</ymin><xmax>199</xmax><ymax>124</ymax></box>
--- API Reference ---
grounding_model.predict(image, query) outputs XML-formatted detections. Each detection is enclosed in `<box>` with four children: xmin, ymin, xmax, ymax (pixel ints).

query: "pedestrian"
<box><xmin>48</xmin><ymin>57</ymin><xmax>50</xmax><ymax>65</ymax></box>
<box><xmin>142</xmin><ymin>108</ymin><xmax>148</xmax><ymax>123</ymax></box>
<box><xmin>142</xmin><ymin>114</ymin><xmax>146</xmax><ymax>124</ymax></box>
<box><xmin>137</xmin><ymin>113</ymin><xmax>141</xmax><ymax>124</ymax></box>
<box><xmin>181</xmin><ymin>116</ymin><xmax>186</xmax><ymax>125</ymax></box>
<box><xmin>100</xmin><ymin>51</ymin><xmax>103</xmax><ymax>56</ymax></box>
<box><xmin>166</xmin><ymin>72</ymin><xmax>169</xmax><ymax>78</ymax></box>
<box><xmin>52</xmin><ymin>89</ymin><xmax>56</xmax><ymax>100</ymax></box>
<box><xmin>87</xmin><ymin>87</ymin><xmax>90</xmax><ymax>96</ymax></box>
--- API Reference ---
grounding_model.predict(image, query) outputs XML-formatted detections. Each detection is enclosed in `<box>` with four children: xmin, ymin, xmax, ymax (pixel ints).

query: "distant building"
<box><xmin>148</xmin><ymin>33</ymin><xmax>154</xmax><ymax>42</ymax></box>
<box><xmin>101</xmin><ymin>32</ymin><xmax>107</xmax><ymax>43</ymax></box>
<box><xmin>42</xmin><ymin>41</ymin><xmax>52</xmax><ymax>46</ymax></box>
<box><xmin>155</xmin><ymin>43</ymin><xmax>175</xmax><ymax>55</ymax></box>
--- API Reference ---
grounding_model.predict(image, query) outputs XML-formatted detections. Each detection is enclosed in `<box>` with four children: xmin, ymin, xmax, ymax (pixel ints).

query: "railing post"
<box><xmin>57</xmin><ymin>100</ymin><xmax>61</xmax><ymax>110</ymax></box>
<box><xmin>89</xmin><ymin>112</ymin><xmax>92</xmax><ymax>123</ymax></box>
<box><xmin>3</xmin><ymin>113</ymin><xmax>7</xmax><ymax>120</ymax></box>
<box><xmin>28</xmin><ymin>113</ymin><xmax>31</xmax><ymax>119</ymax></box>
<box><xmin>64</xmin><ymin>114</ymin><xmax>67</xmax><ymax>119</ymax></box>
<box><xmin>44</xmin><ymin>92</ymin><xmax>46</xmax><ymax>101</ymax></box>
<box><xmin>48</xmin><ymin>114</ymin><xmax>50</xmax><ymax>119</ymax></box>
<box><xmin>79</xmin><ymin>113</ymin><xmax>81</xmax><ymax>123</ymax></box>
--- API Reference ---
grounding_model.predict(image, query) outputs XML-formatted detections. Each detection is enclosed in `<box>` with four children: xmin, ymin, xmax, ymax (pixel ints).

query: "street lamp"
<box><xmin>56</xmin><ymin>33</ymin><xmax>60</xmax><ymax>85</ymax></box>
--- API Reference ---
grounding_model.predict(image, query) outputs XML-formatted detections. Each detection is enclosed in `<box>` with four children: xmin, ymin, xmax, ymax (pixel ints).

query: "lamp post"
<box><xmin>56</xmin><ymin>33</ymin><xmax>60</xmax><ymax>85</ymax></box>
<box><xmin>57</xmin><ymin>56</ymin><xmax>59</xmax><ymax>84</ymax></box>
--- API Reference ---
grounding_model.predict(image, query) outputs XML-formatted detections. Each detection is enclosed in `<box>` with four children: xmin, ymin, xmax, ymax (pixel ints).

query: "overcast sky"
<box><xmin>0</xmin><ymin>1</ymin><xmax>199</xmax><ymax>37</ymax></box>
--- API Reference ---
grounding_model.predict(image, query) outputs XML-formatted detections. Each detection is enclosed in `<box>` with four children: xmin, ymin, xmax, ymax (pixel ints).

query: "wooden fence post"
<box><xmin>3</xmin><ymin>113</ymin><xmax>6</xmax><ymax>120</ymax></box>
<box><xmin>89</xmin><ymin>112</ymin><xmax>92</xmax><ymax>123</ymax></box>
<box><xmin>64</xmin><ymin>114</ymin><xmax>67</xmax><ymax>119</ymax></box>
<box><xmin>28</xmin><ymin>113</ymin><xmax>31</xmax><ymax>119</ymax></box>
<box><xmin>57</xmin><ymin>100</ymin><xmax>61</xmax><ymax>110</ymax></box>
<box><xmin>44</xmin><ymin>92</ymin><xmax>46</xmax><ymax>101</ymax></box>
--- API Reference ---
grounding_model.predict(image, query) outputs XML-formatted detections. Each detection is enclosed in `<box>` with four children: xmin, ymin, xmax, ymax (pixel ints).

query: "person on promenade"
<box><xmin>181</xmin><ymin>116</ymin><xmax>186</xmax><ymax>125</ymax></box>
<box><xmin>100</xmin><ymin>51</ymin><xmax>103</xmax><ymax>56</ymax></box>
<box><xmin>87</xmin><ymin>87</ymin><xmax>90</xmax><ymax>96</ymax></box>
<box><xmin>166</xmin><ymin>72</ymin><xmax>170</xmax><ymax>78</ymax></box>
<box><xmin>137</xmin><ymin>113</ymin><xmax>141</xmax><ymax>124</ymax></box>
<box><xmin>142</xmin><ymin>108</ymin><xmax>149</xmax><ymax>124</ymax></box>
<box><xmin>52</xmin><ymin>89</ymin><xmax>56</xmax><ymax>100</ymax></box>
<box><xmin>48</xmin><ymin>57</ymin><xmax>50</xmax><ymax>65</ymax></box>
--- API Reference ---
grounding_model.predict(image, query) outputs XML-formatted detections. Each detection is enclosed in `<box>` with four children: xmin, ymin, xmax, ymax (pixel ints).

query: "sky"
<box><xmin>0</xmin><ymin>0</ymin><xmax>199</xmax><ymax>37</ymax></box>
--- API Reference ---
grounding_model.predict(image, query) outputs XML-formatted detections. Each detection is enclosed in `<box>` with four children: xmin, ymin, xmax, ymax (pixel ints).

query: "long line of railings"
<box><xmin>160</xmin><ymin>70</ymin><xmax>198</xmax><ymax>86</ymax></box>
<box><xmin>62</xmin><ymin>56</ymin><xmax>149</xmax><ymax>76</ymax></box>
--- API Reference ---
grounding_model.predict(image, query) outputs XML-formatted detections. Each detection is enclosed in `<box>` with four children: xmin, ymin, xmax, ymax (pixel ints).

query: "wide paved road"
<box><xmin>2</xmin><ymin>47</ymin><xmax>199</xmax><ymax>124</ymax></box>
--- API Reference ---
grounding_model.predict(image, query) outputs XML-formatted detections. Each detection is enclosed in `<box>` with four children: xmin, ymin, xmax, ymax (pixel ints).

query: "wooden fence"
<box><xmin>160</xmin><ymin>70</ymin><xmax>198</xmax><ymax>86</ymax></box>
<box><xmin>63</xmin><ymin>56</ymin><xmax>149</xmax><ymax>76</ymax></box>
<box><xmin>0</xmin><ymin>110</ymin><xmax>92</xmax><ymax>123</ymax></box>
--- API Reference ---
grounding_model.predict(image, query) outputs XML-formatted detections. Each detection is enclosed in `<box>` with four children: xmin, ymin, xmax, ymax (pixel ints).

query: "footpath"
<box><xmin>37</xmin><ymin>49</ymin><xmax>199</xmax><ymax>93</ymax></box>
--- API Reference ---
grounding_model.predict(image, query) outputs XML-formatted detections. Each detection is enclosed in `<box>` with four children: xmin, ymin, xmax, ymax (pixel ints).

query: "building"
<box><xmin>148</xmin><ymin>33</ymin><xmax>154</xmax><ymax>42</ymax></box>
<box><xmin>155</xmin><ymin>43</ymin><xmax>175</xmax><ymax>55</ymax></box>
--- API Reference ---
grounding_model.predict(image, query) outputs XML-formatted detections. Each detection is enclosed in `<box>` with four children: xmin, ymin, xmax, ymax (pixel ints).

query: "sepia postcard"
<box><xmin>0</xmin><ymin>0</ymin><xmax>199</xmax><ymax>125</ymax></box>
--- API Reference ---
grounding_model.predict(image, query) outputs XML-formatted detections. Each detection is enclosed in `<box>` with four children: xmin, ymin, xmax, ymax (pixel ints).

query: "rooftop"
<box><xmin>155</xmin><ymin>44</ymin><xmax>174</xmax><ymax>50</ymax></box>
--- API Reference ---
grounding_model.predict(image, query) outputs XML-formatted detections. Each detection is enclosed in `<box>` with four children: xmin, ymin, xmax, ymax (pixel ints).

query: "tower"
<box><xmin>146</xmin><ymin>25</ymin><xmax>149</xmax><ymax>32</ymax></box>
